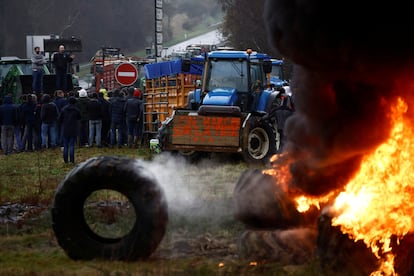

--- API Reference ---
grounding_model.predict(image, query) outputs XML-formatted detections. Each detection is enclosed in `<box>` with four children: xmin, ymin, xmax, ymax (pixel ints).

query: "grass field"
<box><xmin>0</xmin><ymin>147</ymin><xmax>322</xmax><ymax>275</ymax></box>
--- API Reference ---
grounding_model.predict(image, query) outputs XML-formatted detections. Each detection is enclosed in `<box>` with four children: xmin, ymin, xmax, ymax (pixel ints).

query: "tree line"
<box><xmin>0</xmin><ymin>0</ymin><xmax>221</xmax><ymax>62</ymax></box>
<box><xmin>1</xmin><ymin>0</ymin><xmax>287</xmax><ymax>66</ymax></box>
<box><xmin>218</xmin><ymin>0</ymin><xmax>278</xmax><ymax>56</ymax></box>
<box><xmin>218</xmin><ymin>0</ymin><xmax>292</xmax><ymax>77</ymax></box>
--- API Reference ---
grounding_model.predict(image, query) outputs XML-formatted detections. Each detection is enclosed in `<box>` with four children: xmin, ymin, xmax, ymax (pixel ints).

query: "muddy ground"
<box><xmin>0</xmin><ymin>154</ymin><xmax>318</xmax><ymax>275</ymax></box>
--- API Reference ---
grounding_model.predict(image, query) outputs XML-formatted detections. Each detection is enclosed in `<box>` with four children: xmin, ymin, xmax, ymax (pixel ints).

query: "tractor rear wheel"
<box><xmin>241</xmin><ymin>119</ymin><xmax>277</xmax><ymax>165</ymax></box>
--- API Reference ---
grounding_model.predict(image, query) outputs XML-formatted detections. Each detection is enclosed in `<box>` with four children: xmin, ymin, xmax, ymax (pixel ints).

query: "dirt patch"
<box><xmin>0</xmin><ymin>203</ymin><xmax>48</xmax><ymax>224</ymax></box>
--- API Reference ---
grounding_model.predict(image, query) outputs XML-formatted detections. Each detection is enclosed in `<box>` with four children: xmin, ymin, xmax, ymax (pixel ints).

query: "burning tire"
<box><xmin>237</xmin><ymin>227</ymin><xmax>317</xmax><ymax>263</ymax></box>
<box><xmin>51</xmin><ymin>156</ymin><xmax>168</xmax><ymax>261</ymax></box>
<box><xmin>233</xmin><ymin>169</ymin><xmax>305</xmax><ymax>229</ymax></box>
<box><xmin>317</xmin><ymin>212</ymin><xmax>414</xmax><ymax>275</ymax></box>
<box><xmin>241</xmin><ymin>119</ymin><xmax>277</xmax><ymax>164</ymax></box>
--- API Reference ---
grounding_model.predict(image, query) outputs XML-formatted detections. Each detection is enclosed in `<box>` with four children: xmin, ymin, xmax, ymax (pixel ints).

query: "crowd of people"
<box><xmin>1</xmin><ymin>44</ymin><xmax>295</xmax><ymax>162</ymax></box>
<box><xmin>0</xmin><ymin>86</ymin><xmax>144</xmax><ymax>163</ymax></box>
<box><xmin>0</xmin><ymin>44</ymin><xmax>145</xmax><ymax>163</ymax></box>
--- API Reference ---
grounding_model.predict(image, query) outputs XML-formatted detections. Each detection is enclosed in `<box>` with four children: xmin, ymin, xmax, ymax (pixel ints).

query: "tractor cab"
<box><xmin>186</xmin><ymin>49</ymin><xmax>272</xmax><ymax>113</ymax></box>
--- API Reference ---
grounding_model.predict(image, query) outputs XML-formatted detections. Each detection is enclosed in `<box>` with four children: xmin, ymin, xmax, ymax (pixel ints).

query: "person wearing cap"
<box><xmin>76</xmin><ymin>89</ymin><xmax>90</xmax><ymax>147</ymax></box>
<box><xmin>124</xmin><ymin>88</ymin><xmax>143</xmax><ymax>148</ymax></box>
<box><xmin>58</xmin><ymin>97</ymin><xmax>81</xmax><ymax>164</ymax></box>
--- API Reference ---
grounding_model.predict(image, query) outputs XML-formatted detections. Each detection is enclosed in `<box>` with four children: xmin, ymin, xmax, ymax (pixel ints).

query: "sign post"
<box><xmin>155</xmin><ymin>0</ymin><xmax>163</xmax><ymax>61</ymax></box>
<box><xmin>115</xmin><ymin>63</ymin><xmax>138</xmax><ymax>86</ymax></box>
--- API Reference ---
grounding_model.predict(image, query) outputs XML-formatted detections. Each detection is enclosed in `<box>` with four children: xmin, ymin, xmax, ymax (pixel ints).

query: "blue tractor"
<box><xmin>269</xmin><ymin>58</ymin><xmax>290</xmax><ymax>90</ymax></box>
<box><xmin>157</xmin><ymin>49</ymin><xmax>288</xmax><ymax>164</ymax></box>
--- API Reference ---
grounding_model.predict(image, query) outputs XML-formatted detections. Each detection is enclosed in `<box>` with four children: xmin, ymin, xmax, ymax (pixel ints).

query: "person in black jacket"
<box><xmin>40</xmin><ymin>94</ymin><xmax>59</xmax><ymax>149</ymax></box>
<box><xmin>109</xmin><ymin>89</ymin><xmax>127</xmax><ymax>148</ymax></box>
<box><xmin>54</xmin><ymin>90</ymin><xmax>68</xmax><ymax>146</ymax></box>
<box><xmin>20</xmin><ymin>94</ymin><xmax>37</xmax><ymax>151</ymax></box>
<box><xmin>0</xmin><ymin>95</ymin><xmax>18</xmax><ymax>155</ymax></box>
<box><xmin>274</xmin><ymin>90</ymin><xmax>294</xmax><ymax>153</ymax></box>
<box><xmin>124</xmin><ymin>89</ymin><xmax>143</xmax><ymax>148</ymax></box>
<box><xmin>52</xmin><ymin>45</ymin><xmax>74</xmax><ymax>92</ymax></box>
<box><xmin>76</xmin><ymin>89</ymin><xmax>89</xmax><ymax>147</ymax></box>
<box><xmin>32</xmin><ymin>94</ymin><xmax>42</xmax><ymax>151</ymax></box>
<box><xmin>87</xmin><ymin>92</ymin><xmax>103</xmax><ymax>147</ymax></box>
<box><xmin>98</xmin><ymin>91</ymin><xmax>111</xmax><ymax>147</ymax></box>
<box><xmin>58</xmin><ymin>97</ymin><xmax>81</xmax><ymax>163</ymax></box>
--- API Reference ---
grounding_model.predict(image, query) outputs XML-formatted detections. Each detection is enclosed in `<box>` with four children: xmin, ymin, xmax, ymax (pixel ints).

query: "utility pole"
<box><xmin>155</xmin><ymin>0</ymin><xmax>163</xmax><ymax>62</ymax></box>
<box><xmin>0</xmin><ymin>2</ymin><xmax>5</xmax><ymax>56</ymax></box>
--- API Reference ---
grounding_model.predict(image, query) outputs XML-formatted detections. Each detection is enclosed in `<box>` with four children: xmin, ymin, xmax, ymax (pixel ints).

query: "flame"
<box><xmin>330</xmin><ymin>97</ymin><xmax>414</xmax><ymax>275</ymax></box>
<box><xmin>295</xmin><ymin>192</ymin><xmax>334</xmax><ymax>213</ymax></box>
<box><xmin>280</xmin><ymin>97</ymin><xmax>413</xmax><ymax>275</ymax></box>
<box><xmin>263</xmin><ymin>95</ymin><xmax>414</xmax><ymax>274</ymax></box>
<box><xmin>263</xmin><ymin>153</ymin><xmax>292</xmax><ymax>192</ymax></box>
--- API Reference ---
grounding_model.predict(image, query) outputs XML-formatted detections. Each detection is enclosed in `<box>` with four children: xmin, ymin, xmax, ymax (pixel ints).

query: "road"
<box><xmin>163</xmin><ymin>29</ymin><xmax>223</xmax><ymax>57</ymax></box>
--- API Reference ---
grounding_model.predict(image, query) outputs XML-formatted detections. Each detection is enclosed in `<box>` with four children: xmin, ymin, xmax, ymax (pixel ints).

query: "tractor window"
<box><xmin>271</xmin><ymin>63</ymin><xmax>283</xmax><ymax>79</ymax></box>
<box><xmin>250</xmin><ymin>61</ymin><xmax>265</xmax><ymax>89</ymax></box>
<box><xmin>268</xmin><ymin>61</ymin><xmax>288</xmax><ymax>88</ymax></box>
<box><xmin>206</xmin><ymin>59</ymin><xmax>248</xmax><ymax>92</ymax></box>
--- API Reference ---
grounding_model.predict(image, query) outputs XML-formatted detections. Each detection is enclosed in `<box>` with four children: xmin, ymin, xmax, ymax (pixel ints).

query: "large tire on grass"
<box><xmin>241</xmin><ymin>118</ymin><xmax>277</xmax><ymax>165</ymax></box>
<box><xmin>51</xmin><ymin>156</ymin><xmax>168</xmax><ymax>261</ymax></box>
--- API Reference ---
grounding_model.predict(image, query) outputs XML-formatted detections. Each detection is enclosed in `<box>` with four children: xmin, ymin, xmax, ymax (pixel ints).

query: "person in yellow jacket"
<box><xmin>99</xmin><ymin>88</ymin><xmax>109</xmax><ymax>100</ymax></box>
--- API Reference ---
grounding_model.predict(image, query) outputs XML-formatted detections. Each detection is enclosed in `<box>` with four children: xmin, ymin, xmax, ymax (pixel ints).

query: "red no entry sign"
<box><xmin>115</xmin><ymin>62</ymin><xmax>138</xmax><ymax>86</ymax></box>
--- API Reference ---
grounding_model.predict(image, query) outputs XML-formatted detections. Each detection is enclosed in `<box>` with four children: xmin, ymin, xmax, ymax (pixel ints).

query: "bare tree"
<box><xmin>217</xmin><ymin>0</ymin><xmax>280</xmax><ymax>56</ymax></box>
<box><xmin>1</xmin><ymin>0</ymin><xmax>223</xmax><ymax>62</ymax></box>
<box><xmin>59</xmin><ymin>10</ymin><xmax>81</xmax><ymax>38</ymax></box>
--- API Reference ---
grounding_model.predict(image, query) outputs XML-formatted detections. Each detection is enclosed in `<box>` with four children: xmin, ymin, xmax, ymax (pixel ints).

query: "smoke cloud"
<box><xmin>143</xmin><ymin>154</ymin><xmax>198</xmax><ymax>212</ymax></box>
<box><xmin>140</xmin><ymin>154</ymin><xmax>241</xmax><ymax>226</ymax></box>
<box><xmin>263</xmin><ymin>1</ymin><xmax>414</xmax><ymax>195</ymax></box>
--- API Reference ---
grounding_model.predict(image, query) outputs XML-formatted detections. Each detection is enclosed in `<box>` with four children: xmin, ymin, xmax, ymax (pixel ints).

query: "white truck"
<box><xmin>26</xmin><ymin>35</ymin><xmax>59</xmax><ymax>60</ymax></box>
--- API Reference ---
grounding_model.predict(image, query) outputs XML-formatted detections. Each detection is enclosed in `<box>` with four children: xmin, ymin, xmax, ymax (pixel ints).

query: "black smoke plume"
<box><xmin>263</xmin><ymin>1</ymin><xmax>414</xmax><ymax>196</ymax></box>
